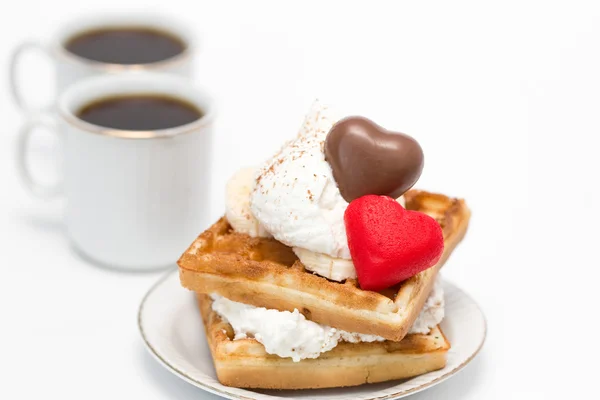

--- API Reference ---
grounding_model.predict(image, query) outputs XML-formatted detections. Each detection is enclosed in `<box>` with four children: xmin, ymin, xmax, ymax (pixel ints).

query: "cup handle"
<box><xmin>10</xmin><ymin>41</ymin><xmax>54</xmax><ymax>113</ymax></box>
<box><xmin>17</xmin><ymin>115</ymin><xmax>63</xmax><ymax>199</ymax></box>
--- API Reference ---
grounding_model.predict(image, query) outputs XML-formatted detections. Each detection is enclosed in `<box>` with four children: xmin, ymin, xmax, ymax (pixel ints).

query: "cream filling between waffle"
<box><xmin>210</xmin><ymin>279</ymin><xmax>444</xmax><ymax>362</ymax></box>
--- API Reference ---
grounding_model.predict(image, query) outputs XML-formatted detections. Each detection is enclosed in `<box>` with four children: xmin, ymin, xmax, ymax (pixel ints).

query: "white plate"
<box><xmin>138</xmin><ymin>272</ymin><xmax>486</xmax><ymax>400</ymax></box>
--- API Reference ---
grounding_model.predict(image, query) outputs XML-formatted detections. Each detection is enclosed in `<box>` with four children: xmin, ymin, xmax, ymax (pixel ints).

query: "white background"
<box><xmin>1</xmin><ymin>0</ymin><xmax>598</xmax><ymax>399</ymax></box>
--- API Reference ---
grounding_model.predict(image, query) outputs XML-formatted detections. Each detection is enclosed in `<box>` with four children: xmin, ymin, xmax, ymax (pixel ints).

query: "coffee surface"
<box><xmin>77</xmin><ymin>95</ymin><xmax>203</xmax><ymax>131</ymax></box>
<box><xmin>65</xmin><ymin>28</ymin><xmax>185</xmax><ymax>65</ymax></box>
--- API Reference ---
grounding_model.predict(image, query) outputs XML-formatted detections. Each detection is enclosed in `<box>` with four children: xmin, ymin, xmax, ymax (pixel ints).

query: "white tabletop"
<box><xmin>1</xmin><ymin>1</ymin><xmax>599</xmax><ymax>399</ymax></box>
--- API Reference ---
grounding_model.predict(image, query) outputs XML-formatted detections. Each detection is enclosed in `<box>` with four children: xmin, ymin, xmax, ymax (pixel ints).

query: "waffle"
<box><xmin>179</xmin><ymin>190</ymin><xmax>470</xmax><ymax>341</ymax></box>
<box><xmin>198</xmin><ymin>294</ymin><xmax>450</xmax><ymax>389</ymax></box>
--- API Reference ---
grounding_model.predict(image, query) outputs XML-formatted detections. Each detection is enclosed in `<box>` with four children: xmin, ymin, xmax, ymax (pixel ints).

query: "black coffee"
<box><xmin>65</xmin><ymin>28</ymin><xmax>185</xmax><ymax>65</ymax></box>
<box><xmin>77</xmin><ymin>95</ymin><xmax>203</xmax><ymax>131</ymax></box>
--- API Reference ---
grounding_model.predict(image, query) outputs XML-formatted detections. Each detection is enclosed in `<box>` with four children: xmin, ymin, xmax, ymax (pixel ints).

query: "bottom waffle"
<box><xmin>198</xmin><ymin>294</ymin><xmax>450</xmax><ymax>390</ymax></box>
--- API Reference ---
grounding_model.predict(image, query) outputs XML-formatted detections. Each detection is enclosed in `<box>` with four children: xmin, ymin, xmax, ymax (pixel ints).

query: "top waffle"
<box><xmin>178</xmin><ymin>190</ymin><xmax>470</xmax><ymax>341</ymax></box>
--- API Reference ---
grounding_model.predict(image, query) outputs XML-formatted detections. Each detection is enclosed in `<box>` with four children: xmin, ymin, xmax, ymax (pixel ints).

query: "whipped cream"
<box><xmin>210</xmin><ymin>294</ymin><xmax>385</xmax><ymax>362</ymax></box>
<box><xmin>410</xmin><ymin>278</ymin><xmax>445</xmax><ymax>334</ymax></box>
<box><xmin>250</xmin><ymin>101</ymin><xmax>352</xmax><ymax>258</ymax></box>
<box><xmin>225</xmin><ymin>162</ymin><xmax>405</xmax><ymax>282</ymax></box>
<box><xmin>210</xmin><ymin>279</ymin><xmax>444</xmax><ymax>361</ymax></box>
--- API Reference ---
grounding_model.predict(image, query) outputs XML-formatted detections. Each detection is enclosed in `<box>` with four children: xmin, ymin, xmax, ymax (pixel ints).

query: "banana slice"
<box><xmin>293</xmin><ymin>247</ymin><xmax>356</xmax><ymax>282</ymax></box>
<box><xmin>225</xmin><ymin>167</ymin><xmax>271</xmax><ymax>238</ymax></box>
<box><xmin>292</xmin><ymin>195</ymin><xmax>407</xmax><ymax>281</ymax></box>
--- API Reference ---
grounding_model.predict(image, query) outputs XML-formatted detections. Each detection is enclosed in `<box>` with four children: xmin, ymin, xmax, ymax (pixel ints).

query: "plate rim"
<box><xmin>138</xmin><ymin>271</ymin><xmax>487</xmax><ymax>400</ymax></box>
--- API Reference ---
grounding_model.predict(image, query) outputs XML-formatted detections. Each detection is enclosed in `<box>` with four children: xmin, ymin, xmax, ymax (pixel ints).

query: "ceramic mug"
<box><xmin>17</xmin><ymin>73</ymin><xmax>213</xmax><ymax>270</ymax></box>
<box><xmin>9</xmin><ymin>14</ymin><xmax>195</xmax><ymax>113</ymax></box>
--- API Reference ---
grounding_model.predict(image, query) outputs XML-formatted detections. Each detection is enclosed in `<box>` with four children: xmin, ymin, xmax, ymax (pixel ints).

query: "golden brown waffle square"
<box><xmin>198</xmin><ymin>294</ymin><xmax>450</xmax><ymax>389</ymax></box>
<box><xmin>179</xmin><ymin>190</ymin><xmax>470</xmax><ymax>341</ymax></box>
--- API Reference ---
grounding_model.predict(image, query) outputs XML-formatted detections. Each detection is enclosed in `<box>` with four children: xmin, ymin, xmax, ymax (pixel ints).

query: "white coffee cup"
<box><xmin>10</xmin><ymin>14</ymin><xmax>195</xmax><ymax>113</ymax></box>
<box><xmin>17</xmin><ymin>73</ymin><xmax>213</xmax><ymax>271</ymax></box>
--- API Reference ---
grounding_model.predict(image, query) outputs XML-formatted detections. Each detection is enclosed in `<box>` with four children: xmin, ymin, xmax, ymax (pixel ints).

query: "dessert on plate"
<box><xmin>177</xmin><ymin>101</ymin><xmax>471</xmax><ymax>389</ymax></box>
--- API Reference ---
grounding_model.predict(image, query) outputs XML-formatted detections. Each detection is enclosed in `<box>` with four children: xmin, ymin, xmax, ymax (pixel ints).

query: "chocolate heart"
<box><xmin>325</xmin><ymin>117</ymin><xmax>424</xmax><ymax>202</ymax></box>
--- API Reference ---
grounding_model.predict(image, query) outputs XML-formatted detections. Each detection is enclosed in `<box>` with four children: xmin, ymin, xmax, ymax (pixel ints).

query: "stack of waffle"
<box><xmin>177</xmin><ymin>190</ymin><xmax>470</xmax><ymax>389</ymax></box>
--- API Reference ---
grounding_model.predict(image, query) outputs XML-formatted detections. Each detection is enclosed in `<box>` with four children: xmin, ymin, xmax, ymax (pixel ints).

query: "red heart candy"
<box><xmin>344</xmin><ymin>195</ymin><xmax>444</xmax><ymax>291</ymax></box>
